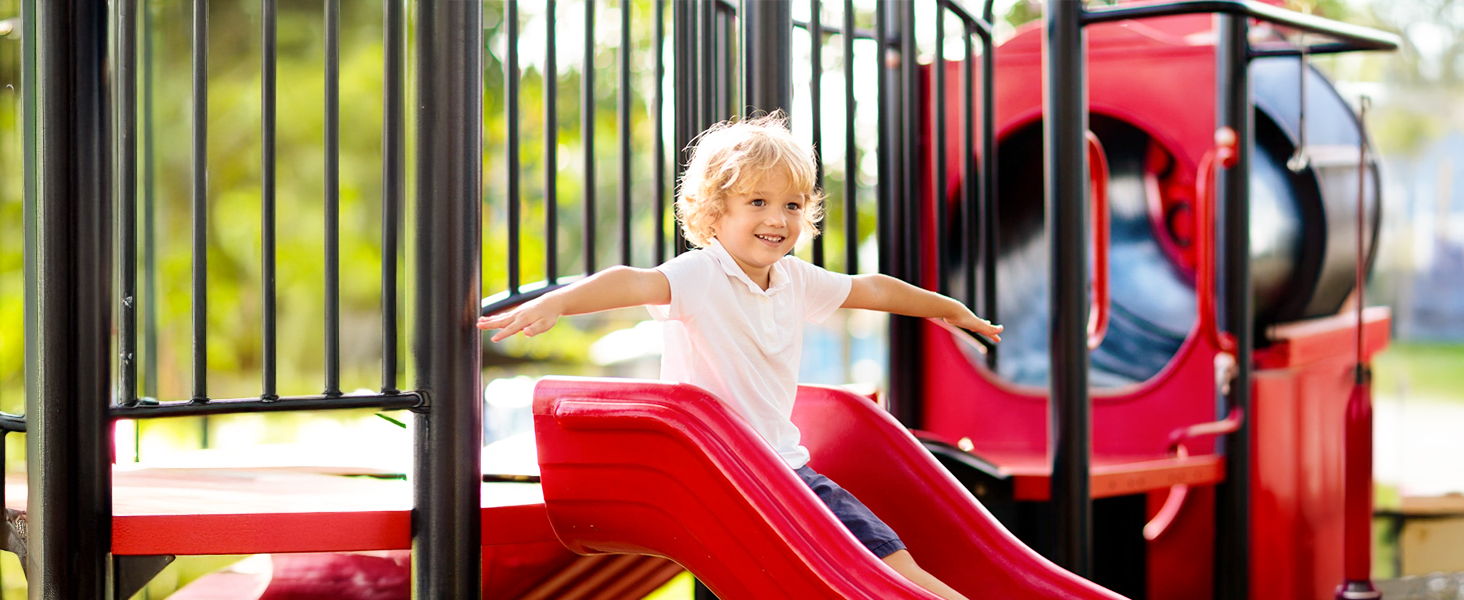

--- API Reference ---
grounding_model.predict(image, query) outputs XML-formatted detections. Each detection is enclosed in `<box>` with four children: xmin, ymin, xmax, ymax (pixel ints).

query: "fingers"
<box><xmin>489</xmin><ymin>315</ymin><xmax>528</xmax><ymax>342</ymax></box>
<box><xmin>481</xmin><ymin>309</ymin><xmax>558</xmax><ymax>343</ymax></box>
<box><xmin>948</xmin><ymin>315</ymin><xmax>1003</xmax><ymax>343</ymax></box>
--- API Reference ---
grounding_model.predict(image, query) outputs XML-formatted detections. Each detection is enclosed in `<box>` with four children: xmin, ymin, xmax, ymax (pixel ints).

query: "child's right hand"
<box><xmin>477</xmin><ymin>297</ymin><xmax>563</xmax><ymax>342</ymax></box>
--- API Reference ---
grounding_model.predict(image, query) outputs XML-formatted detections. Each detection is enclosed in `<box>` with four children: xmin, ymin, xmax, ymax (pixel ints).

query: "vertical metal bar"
<box><xmin>700</xmin><ymin>0</ymin><xmax>715</xmax><ymax>125</ymax></box>
<box><xmin>263</xmin><ymin>0</ymin><xmax>278</xmax><ymax>399</ymax></box>
<box><xmin>842</xmin><ymin>0</ymin><xmax>857</xmax><ymax>275</ymax></box>
<box><xmin>21</xmin><ymin>0</ymin><xmax>37</xmax><ymax>433</ymax></box>
<box><xmin>874</xmin><ymin>0</ymin><xmax>889</xmax><ymax>276</ymax></box>
<box><xmin>654</xmin><ymin>0</ymin><xmax>666</xmax><ymax>264</ymax></box>
<box><xmin>382</xmin><ymin>0</ymin><xmax>403</xmax><ymax>393</ymax></box>
<box><xmin>885</xmin><ymin>0</ymin><xmax>923</xmax><ymax>428</ymax></box>
<box><xmin>192</xmin><ymin>0</ymin><xmax>210</xmax><ymax>403</ymax></box>
<box><xmin>721</xmin><ymin>5</ymin><xmax>735</xmax><ymax>118</ymax></box>
<box><xmin>742</xmin><ymin>0</ymin><xmax>791</xmax><ymax>116</ymax></box>
<box><xmin>933</xmin><ymin>2</ymin><xmax>947</xmax><ymax>295</ymax></box>
<box><xmin>980</xmin><ymin>1</ymin><xmax>998</xmax><ymax>369</ymax></box>
<box><xmin>31</xmin><ymin>0</ymin><xmax>114</xmax><ymax>592</ymax></box>
<box><xmin>507</xmin><ymin>0</ymin><xmax>522</xmax><ymax>292</ymax></box>
<box><xmin>1214</xmin><ymin>12</ymin><xmax>1252</xmax><ymax>600</ymax></box>
<box><xmin>143</xmin><ymin>0</ymin><xmax>160</xmax><ymax>404</ymax></box>
<box><xmin>584</xmin><ymin>0</ymin><xmax>597</xmax><ymax>272</ymax></box>
<box><xmin>413</xmin><ymin>0</ymin><xmax>483</xmax><ymax>595</ymax></box>
<box><xmin>707</xmin><ymin>3</ymin><xmax>719</xmax><ymax>122</ymax></box>
<box><xmin>1043</xmin><ymin>0</ymin><xmax>1092</xmax><ymax>577</ymax></box>
<box><xmin>962</xmin><ymin>27</ymin><xmax>975</xmax><ymax>309</ymax></box>
<box><xmin>810</xmin><ymin>0</ymin><xmax>825</xmax><ymax>268</ymax></box>
<box><xmin>546</xmin><ymin>0</ymin><xmax>559</xmax><ymax>283</ymax></box>
<box><xmin>899</xmin><ymin>0</ymin><xmax>918</xmax><ymax>286</ymax></box>
<box><xmin>118</xmin><ymin>0</ymin><xmax>140</xmax><ymax>407</ymax></box>
<box><xmin>324</xmin><ymin>0</ymin><xmax>342</xmax><ymax>396</ymax></box>
<box><xmin>673</xmin><ymin>0</ymin><xmax>692</xmax><ymax>255</ymax></box>
<box><xmin>619</xmin><ymin>0</ymin><xmax>632</xmax><ymax>266</ymax></box>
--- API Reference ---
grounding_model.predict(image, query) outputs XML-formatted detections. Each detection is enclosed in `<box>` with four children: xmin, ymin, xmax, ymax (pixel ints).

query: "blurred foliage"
<box><xmin>1374</xmin><ymin>342</ymin><xmax>1464</xmax><ymax>402</ymax></box>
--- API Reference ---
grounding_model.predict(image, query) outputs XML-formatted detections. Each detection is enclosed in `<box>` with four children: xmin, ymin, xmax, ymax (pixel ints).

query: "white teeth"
<box><xmin>756</xmin><ymin>235</ymin><xmax>783</xmax><ymax>242</ymax></box>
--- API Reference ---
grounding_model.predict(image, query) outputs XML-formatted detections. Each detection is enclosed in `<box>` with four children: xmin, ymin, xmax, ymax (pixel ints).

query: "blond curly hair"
<box><xmin>675</xmin><ymin>112</ymin><xmax>825</xmax><ymax>249</ymax></box>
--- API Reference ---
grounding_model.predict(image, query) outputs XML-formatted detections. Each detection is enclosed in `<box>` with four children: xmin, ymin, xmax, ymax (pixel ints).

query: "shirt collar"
<box><xmin>706</xmin><ymin>238</ymin><xmax>789</xmax><ymax>296</ymax></box>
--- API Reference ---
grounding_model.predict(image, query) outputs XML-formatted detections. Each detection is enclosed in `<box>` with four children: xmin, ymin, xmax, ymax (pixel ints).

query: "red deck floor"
<box><xmin>5</xmin><ymin>469</ymin><xmax>555</xmax><ymax>556</ymax></box>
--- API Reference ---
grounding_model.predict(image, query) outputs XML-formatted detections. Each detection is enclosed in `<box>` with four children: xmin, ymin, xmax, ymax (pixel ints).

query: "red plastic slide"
<box><xmin>533</xmin><ymin>377</ymin><xmax>1125</xmax><ymax>600</ymax></box>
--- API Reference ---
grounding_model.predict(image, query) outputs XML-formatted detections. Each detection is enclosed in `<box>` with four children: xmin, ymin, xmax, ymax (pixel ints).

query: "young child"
<box><xmin>479</xmin><ymin>113</ymin><xmax>999</xmax><ymax>600</ymax></box>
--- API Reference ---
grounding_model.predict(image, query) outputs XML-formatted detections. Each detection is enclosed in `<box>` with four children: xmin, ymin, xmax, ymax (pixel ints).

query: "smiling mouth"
<box><xmin>755</xmin><ymin>234</ymin><xmax>785</xmax><ymax>244</ymax></box>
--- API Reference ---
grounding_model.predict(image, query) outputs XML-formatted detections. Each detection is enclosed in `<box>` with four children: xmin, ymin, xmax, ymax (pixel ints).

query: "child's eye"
<box><xmin>750</xmin><ymin>199</ymin><xmax>766</xmax><ymax>207</ymax></box>
<box><xmin>785</xmin><ymin>202</ymin><xmax>803</xmax><ymax>211</ymax></box>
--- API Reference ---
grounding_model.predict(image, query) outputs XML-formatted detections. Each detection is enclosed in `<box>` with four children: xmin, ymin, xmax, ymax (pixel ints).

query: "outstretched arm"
<box><xmin>477</xmin><ymin>266</ymin><xmax>671</xmax><ymax>342</ymax></box>
<box><xmin>841</xmin><ymin>274</ymin><xmax>1003</xmax><ymax>342</ymax></box>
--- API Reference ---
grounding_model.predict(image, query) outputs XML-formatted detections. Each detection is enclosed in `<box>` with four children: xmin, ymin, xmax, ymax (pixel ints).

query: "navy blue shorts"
<box><xmin>794</xmin><ymin>466</ymin><xmax>907</xmax><ymax>558</ymax></box>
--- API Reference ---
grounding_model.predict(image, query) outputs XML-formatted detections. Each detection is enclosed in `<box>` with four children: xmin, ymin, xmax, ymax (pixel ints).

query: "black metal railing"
<box><xmin>4</xmin><ymin>0</ymin><xmax>1028</xmax><ymax>596</ymax></box>
<box><xmin>105</xmin><ymin>0</ymin><xmax>419</xmax><ymax>417</ymax></box>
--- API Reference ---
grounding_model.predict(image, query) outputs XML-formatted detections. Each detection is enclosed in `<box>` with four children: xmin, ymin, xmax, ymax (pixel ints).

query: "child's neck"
<box><xmin>723</xmin><ymin>252</ymin><xmax>772</xmax><ymax>290</ymax></box>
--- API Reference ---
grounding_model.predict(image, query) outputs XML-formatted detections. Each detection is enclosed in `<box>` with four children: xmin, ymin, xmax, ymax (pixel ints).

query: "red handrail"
<box><xmin>1195</xmin><ymin>127</ymin><xmax>1239</xmax><ymax>354</ymax></box>
<box><xmin>1086</xmin><ymin>132</ymin><xmax>1111</xmax><ymax>351</ymax></box>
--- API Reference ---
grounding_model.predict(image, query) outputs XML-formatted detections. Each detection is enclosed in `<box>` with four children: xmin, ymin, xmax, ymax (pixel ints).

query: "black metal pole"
<box><xmin>507</xmin><ymin>0</ymin><xmax>522</xmax><ymax>292</ymax></box>
<box><xmin>324</xmin><ymin>0</ymin><xmax>342</xmax><ymax>396</ymax></box>
<box><xmin>583</xmin><ymin>0</ymin><xmax>597</xmax><ymax>272</ymax></box>
<box><xmin>980</xmin><ymin>0</ymin><xmax>998</xmax><ymax>369</ymax></box>
<box><xmin>118</xmin><ymin>0</ymin><xmax>140</xmax><ymax>408</ymax></box>
<box><xmin>20</xmin><ymin>0</ymin><xmax>37</xmax><ymax>437</ymax></box>
<box><xmin>810</xmin><ymin>0</ymin><xmax>825</xmax><ymax>268</ymax></box>
<box><xmin>412</xmin><ymin>0</ymin><xmax>483</xmax><ymax>597</ymax></box>
<box><xmin>31</xmin><ymin>0</ymin><xmax>114</xmax><ymax>594</ymax></box>
<box><xmin>142</xmin><ymin>0</ymin><xmax>159</xmax><ymax>406</ymax></box>
<box><xmin>673</xmin><ymin>0</ymin><xmax>692</xmax><ymax>255</ymax></box>
<box><xmin>191</xmin><ymin>0</ymin><xmax>209</xmax><ymax>404</ymax></box>
<box><xmin>1214</xmin><ymin>12</ymin><xmax>1252</xmax><ymax>600</ymax></box>
<box><xmin>546</xmin><ymin>0</ymin><xmax>560</xmax><ymax>283</ymax></box>
<box><xmin>1044</xmin><ymin>0</ymin><xmax>1092</xmax><ymax>577</ymax></box>
<box><xmin>111</xmin><ymin>0</ymin><xmax>137</xmax><ymax>404</ymax></box>
<box><xmin>886</xmin><ymin>0</ymin><xmax>923</xmax><ymax>428</ymax></box>
<box><xmin>619</xmin><ymin>0</ymin><xmax>632</xmax><ymax>266</ymax></box>
<box><xmin>263</xmin><ymin>0</ymin><xmax>279</xmax><ymax>400</ymax></box>
<box><xmin>654</xmin><ymin>0</ymin><xmax>666</xmax><ymax>264</ymax></box>
<box><xmin>743</xmin><ymin>0</ymin><xmax>791</xmax><ymax>116</ymax></box>
<box><xmin>382</xmin><ymin>0</ymin><xmax>403</xmax><ymax>393</ymax></box>
<box><xmin>875</xmin><ymin>0</ymin><xmax>889</xmax><ymax>276</ymax></box>
<box><xmin>962</xmin><ymin>26</ymin><xmax>975</xmax><ymax>308</ymax></box>
<box><xmin>843</xmin><ymin>0</ymin><xmax>857</xmax><ymax>275</ymax></box>
<box><xmin>698</xmin><ymin>0</ymin><xmax>715</xmax><ymax>126</ymax></box>
<box><xmin>934</xmin><ymin>1</ymin><xmax>947</xmax><ymax>296</ymax></box>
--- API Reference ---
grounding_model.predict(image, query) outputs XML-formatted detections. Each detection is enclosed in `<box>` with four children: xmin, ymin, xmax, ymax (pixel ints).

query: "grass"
<box><xmin>1372</xmin><ymin>342</ymin><xmax>1464</xmax><ymax>402</ymax></box>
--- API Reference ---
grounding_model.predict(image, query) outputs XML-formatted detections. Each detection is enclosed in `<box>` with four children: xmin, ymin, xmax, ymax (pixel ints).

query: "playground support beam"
<box><xmin>743</xmin><ymin>0</ymin><xmax>791</xmax><ymax>116</ymax></box>
<box><xmin>1043</xmin><ymin>0</ymin><xmax>1093</xmax><ymax>578</ymax></box>
<box><xmin>1214</xmin><ymin>13</ymin><xmax>1253</xmax><ymax>600</ymax></box>
<box><xmin>30</xmin><ymin>0</ymin><xmax>115</xmax><ymax>595</ymax></box>
<box><xmin>412</xmin><ymin>0</ymin><xmax>484</xmax><ymax>597</ymax></box>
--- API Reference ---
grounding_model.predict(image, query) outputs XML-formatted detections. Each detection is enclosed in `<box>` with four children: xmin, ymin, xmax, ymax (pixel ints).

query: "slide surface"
<box><xmin>533</xmin><ymin>377</ymin><xmax>1126</xmax><ymax>600</ymax></box>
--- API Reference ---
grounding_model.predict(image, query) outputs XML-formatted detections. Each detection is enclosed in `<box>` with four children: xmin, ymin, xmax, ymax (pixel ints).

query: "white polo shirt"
<box><xmin>647</xmin><ymin>239</ymin><xmax>852</xmax><ymax>469</ymax></box>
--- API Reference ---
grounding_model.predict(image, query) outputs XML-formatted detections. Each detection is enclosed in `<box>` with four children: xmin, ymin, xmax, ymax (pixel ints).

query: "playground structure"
<box><xmin>0</xmin><ymin>0</ymin><xmax>1400</xmax><ymax>599</ymax></box>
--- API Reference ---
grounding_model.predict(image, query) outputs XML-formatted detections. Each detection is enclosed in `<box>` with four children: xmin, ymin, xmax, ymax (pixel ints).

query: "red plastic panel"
<box><xmin>6</xmin><ymin>469</ymin><xmax>557</xmax><ymax>556</ymax></box>
<box><xmin>533</xmin><ymin>377</ymin><xmax>1126</xmax><ymax>600</ymax></box>
<box><xmin>790</xmin><ymin>384</ymin><xmax>1128</xmax><ymax>599</ymax></box>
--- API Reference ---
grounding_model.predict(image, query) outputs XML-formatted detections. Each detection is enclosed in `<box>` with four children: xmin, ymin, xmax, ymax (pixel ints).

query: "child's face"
<box><xmin>711</xmin><ymin>170</ymin><xmax>806</xmax><ymax>283</ymax></box>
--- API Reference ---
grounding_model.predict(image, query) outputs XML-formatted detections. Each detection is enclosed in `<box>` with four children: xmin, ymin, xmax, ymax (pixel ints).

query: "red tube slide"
<box><xmin>532</xmin><ymin>377</ymin><xmax>1124</xmax><ymax>600</ymax></box>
